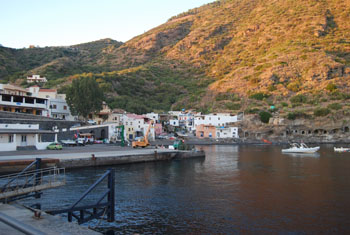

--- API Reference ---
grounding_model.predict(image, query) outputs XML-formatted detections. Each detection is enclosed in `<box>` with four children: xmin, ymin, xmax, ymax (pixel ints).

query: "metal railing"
<box><xmin>0</xmin><ymin>164</ymin><xmax>65</xmax><ymax>203</ymax></box>
<box><xmin>48</xmin><ymin>169</ymin><xmax>115</xmax><ymax>224</ymax></box>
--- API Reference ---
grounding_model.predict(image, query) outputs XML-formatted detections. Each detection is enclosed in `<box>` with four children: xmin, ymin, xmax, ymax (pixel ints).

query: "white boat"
<box><xmin>282</xmin><ymin>143</ymin><xmax>320</xmax><ymax>153</ymax></box>
<box><xmin>334</xmin><ymin>147</ymin><xmax>350</xmax><ymax>152</ymax></box>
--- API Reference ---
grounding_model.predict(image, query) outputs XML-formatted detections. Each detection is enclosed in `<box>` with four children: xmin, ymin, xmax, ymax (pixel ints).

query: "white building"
<box><xmin>194</xmin><ymin>113</ymin><xmax>238</xmax><ymax>130</ymax></box>
<box><xmin>27</xmin><ymin>75</ymin><xmax>47</xmax><ymax>83</ymax></box>
<box><xmin>28</xmin><ymin>86</ymin><xmax>74</xmax><ymax>120</ymax></box>
<box><xmin>0</xmin><ymin>124</ymin><xmax>56</xmax><ymax>151</ymax></box>
<box><xmin>145</xmin><ymin>112</ymin><xmax>159</xmax><ymax>122</ymax></box>
<box><xmin>121</xmin><ymin>114</ymin><xmax>155</xmax><ymax>141</ymax></box>
<box><xmin>216</xmin><ymin>126</ymin><xmax>239</xmax><ymax>139</ymax></box>
<box><xmin>169</xmin><ymin>119</ymin><xmax>179</xmax><ymax>127</ymax></box>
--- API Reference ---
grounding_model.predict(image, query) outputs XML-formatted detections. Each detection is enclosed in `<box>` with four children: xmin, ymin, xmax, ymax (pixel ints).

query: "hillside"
<box><xmin>0</xmin><ymin>39</ymin><xmax>123</xmax><ymax>85</ymax></box>
<box><xmin>1</xmin><ymin>0</ymin><xmax>350</xmax><ymax>117</ymax></box>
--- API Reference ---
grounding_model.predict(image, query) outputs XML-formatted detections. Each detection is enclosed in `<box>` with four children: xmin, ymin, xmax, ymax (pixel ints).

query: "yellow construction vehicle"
<box><xmin>132</xmin><ymin>120</ymin><xmax>154</xmax><ymax>148</ymax></box>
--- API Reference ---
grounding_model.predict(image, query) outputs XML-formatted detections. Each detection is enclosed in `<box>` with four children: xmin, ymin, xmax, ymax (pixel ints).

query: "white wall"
<box><xmin>194</xmin><ymin>114</ymin><xmax>238</xmax><ymax>129</ymax></box>
<box><xmin>216</xmin><ymin>127</ymin><xmax>239</xmax><ymax>138</ymax></box>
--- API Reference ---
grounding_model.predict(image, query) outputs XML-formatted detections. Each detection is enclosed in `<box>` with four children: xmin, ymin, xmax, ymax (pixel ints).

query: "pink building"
<box><xmin>154</xmin><ymin>123</ymin><xmax>163</xmax><ymax>136</ymax></box>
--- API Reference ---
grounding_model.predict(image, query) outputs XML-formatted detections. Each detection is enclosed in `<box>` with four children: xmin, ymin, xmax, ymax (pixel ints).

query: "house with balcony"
<box><xmin>0</xmin><ymin>84</ymin><xmax>49</xmax><ymax>116</ymax></box>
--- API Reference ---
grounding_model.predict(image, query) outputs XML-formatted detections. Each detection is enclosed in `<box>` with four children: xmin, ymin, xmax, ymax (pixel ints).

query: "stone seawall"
<box><xmin>0</xmin><ymin>150</ymin><xmax>205</xmax><ymax>173</ymax></box>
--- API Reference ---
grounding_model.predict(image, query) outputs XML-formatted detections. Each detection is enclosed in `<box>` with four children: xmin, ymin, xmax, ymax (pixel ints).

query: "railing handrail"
<box><xmin>1</xmin><ymin>159</ymin><xmax>39</xmax><ymax>191</ymax></box>
<box><xmin>0</xmin><ymin>168</ymin><xmax>65</xmax><ymax>194</ymax></box>
<box><xmin>69</xmin><ymin>170</ymin><xmax>111</xmax><ymax>209</ymax></box>
<box><xmin>0</xmin><ymin>167</ymin><xmax>64</xmax><ymax>180</ymax></box>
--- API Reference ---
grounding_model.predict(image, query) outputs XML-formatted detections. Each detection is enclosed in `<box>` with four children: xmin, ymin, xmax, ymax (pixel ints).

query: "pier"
<box><xmin>0</xmin><ymin>146</ymin><xmax>205</xmax><ymax>173</ymax></box>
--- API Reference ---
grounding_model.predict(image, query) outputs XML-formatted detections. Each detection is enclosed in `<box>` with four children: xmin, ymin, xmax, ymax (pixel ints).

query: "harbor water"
<box><xmin>24</xmin><ymin>144</ymin><xmax>350</xmax><ymax>234</ymax></box>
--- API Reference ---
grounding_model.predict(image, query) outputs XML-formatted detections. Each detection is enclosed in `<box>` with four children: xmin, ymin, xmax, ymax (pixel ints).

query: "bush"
<box><xmin>259</xmin><ymin>111</ymin><xmax>272</xmax><ymax>123</ymax></box>
<box><xmin>327</xmin><ymin>103</ymin><xmax>342</xmax><ymax>110</ymax></box>
<box><xmin>326</xmin><ymin>83</ymin><xmax>337</xmax><ymax>92</ymax></box>
<box><xmin>290</xmin><ymin>94</ymin><xmax>307</xmax><ymax>104</ymax></box>
<box><xmin>281</xmin><ymin>102</ymin><xmax>288</xmax><ymax>107</ymax></box>
<box><xmin>245</xmin><ymin>108</ymin><xmax>260</xmax><ymax>114</ymax></box>
<box><xmin>225</xmin><ymin>102</ymin><xmax>241</xmax><ymax>110</ymax></box>
<box><xmin>287</xmin><ymin>111</ymin><xmax>309</xmax><ymax>120</ymax></box>
<box><xmin>314</xmin><ymin>108</ymin><xmax>330</xmax><ymax>117</ymax></box>
<box><xmin>249</xmin><ymin>92</ymin><xmax>270</xmax><ymax>101</ymax></box>
<box><xmin>287</xmin><ymin>112</ymin><xmax>296</xmax><ymax>120</ymax></box>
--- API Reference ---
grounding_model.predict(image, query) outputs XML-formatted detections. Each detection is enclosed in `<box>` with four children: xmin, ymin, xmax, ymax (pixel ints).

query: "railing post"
<box><xmin>107</xmin><ymin>169</ymin><xmax>115</xmax><ymax>222</ymax></box>
<box><xmin>35</xmin><ymin>158</ymin><xmax>42</xmax><ymax>199</ymax></box>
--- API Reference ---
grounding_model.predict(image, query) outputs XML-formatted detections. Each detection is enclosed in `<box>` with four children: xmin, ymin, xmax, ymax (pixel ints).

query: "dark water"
<box><xmin>25</xmin><ymin>145</ymin><xmax>350</xmax><ymax>234</ymax></box>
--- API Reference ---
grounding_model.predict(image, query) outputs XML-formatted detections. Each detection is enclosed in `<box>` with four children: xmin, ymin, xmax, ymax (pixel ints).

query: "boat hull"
<box><xmin>282</xmin><ymin>146</ymin><xmax>320</xmax><ymax>153</ymax></box>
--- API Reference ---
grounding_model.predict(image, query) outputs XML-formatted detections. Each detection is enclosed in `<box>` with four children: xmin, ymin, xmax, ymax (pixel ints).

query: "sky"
<box><xmin>0</xmin><ymin>0</ymin><xmax>213</xmax><ymax>49</ymax></box>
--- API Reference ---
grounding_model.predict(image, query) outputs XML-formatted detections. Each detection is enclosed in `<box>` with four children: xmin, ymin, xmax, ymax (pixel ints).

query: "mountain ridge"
<box><xmin>1</xmin><ymin>0</ymin><xmax>350</xmax><ymax>116</ymax></box>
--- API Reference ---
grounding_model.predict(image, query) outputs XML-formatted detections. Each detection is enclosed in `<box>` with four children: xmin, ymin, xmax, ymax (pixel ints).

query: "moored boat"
<box><xmin>282</xmin><ymin>143</ymin><xmax>320</xmax><ymax>153</ymax></box>
<box><xmin>334</xmin><ymin>147</ymin><xmax>350</xmax><ymax>152</ymax></box>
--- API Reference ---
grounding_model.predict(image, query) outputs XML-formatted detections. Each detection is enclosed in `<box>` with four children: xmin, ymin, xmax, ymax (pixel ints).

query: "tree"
<box><xmin>259</xmin><ymin>111</ymin><xmax>272</xmax><ymax>124</ymax></box>
<box><xmin>66</xmin><ymin>76</ymin><xmax>104</xmax><ymax>119</ymax></box>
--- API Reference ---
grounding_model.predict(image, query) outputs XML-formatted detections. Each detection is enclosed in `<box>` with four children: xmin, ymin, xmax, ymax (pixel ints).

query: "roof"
<box><xmin>0</xmin><ymin>129</ymin><xmax>55</xmax><ymax>134</ymax></box>
<box><xmin>127</xmin><ymin>114</ymin><xmax>145</xmax><ymax>119</ymax></box>
<box><xmin>39</xmin><ymin>89</ymin><xmax>57</xmax><ymax>92</ymax></box>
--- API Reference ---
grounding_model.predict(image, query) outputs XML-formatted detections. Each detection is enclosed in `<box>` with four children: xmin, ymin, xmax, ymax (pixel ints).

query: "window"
<box><xmin>21</xmin><ymin>135</ymin><xmax>27</xmax><ymax>142</ymax></box>
<box><xmin>8</xmin><ymin>134</ymin><xmax>14</xmax><ymax>143</ymax></box>
<box><xmin>52</xmin><ymin>104</ymin><xmax>57</xmax><ymax>109</ymax></box>
<box><xmin>64</xmin><ymin>106</ymin><xmax>67</xmax><ymax>110</ymax></box>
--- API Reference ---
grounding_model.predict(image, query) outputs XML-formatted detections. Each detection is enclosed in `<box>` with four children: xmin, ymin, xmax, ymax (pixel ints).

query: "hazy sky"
<box><xmin>0</xmin><ymin>0</ymin><xmax>213</xmax><ymax>49</ymax></box>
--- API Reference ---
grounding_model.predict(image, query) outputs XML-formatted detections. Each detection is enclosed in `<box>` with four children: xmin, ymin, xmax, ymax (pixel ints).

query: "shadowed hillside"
<box><xmin>1</xmin><ymin>0</ymin><xmax>350</xmax><ymax>117</ymax></box>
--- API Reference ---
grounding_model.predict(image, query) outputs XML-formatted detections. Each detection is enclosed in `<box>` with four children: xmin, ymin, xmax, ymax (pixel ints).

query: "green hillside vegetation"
<box><xmin>1</xmin><ymin>0</ymin><xmax>350</xmax><ymax>116</ymax></box>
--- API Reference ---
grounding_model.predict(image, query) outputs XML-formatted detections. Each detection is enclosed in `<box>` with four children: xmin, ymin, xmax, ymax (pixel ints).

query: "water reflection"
<box><xmin>282</xmin><ymin>152</ymin><xmax>320</xmax><ymax>158</ymax></box>
<box><xmin>21</xmin><ymin>145</ymin><xmax>350</xmax><ymax>234</ymax></box>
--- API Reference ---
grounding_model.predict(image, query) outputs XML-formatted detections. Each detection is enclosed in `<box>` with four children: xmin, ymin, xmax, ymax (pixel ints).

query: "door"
<box><xmin>21</xmin><ymin>135</ymin><xmax>27</xmax><ymax>146</ymax></box>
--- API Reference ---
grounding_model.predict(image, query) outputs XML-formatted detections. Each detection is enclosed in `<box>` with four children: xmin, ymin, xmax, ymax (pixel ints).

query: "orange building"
<box><xmin>196</xmin><ymin>124</ymin><xmax>216</xmax><ymax>138</ymax></box>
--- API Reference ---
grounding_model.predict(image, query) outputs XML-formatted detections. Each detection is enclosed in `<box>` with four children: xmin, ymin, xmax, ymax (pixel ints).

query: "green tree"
<box><xmin>66</xmin><ymin>76</ymin><xmax>104</xmax><ymax>119</ymax></box>
<box><xmin>259</xmin><ymin>111</ymin><xmax>272</xmax><ymax>123</ymax></box>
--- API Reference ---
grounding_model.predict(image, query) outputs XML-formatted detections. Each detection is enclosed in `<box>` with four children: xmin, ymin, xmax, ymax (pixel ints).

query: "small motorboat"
<box><xmin>282</xmin><ymin>143</ymin><xmax>320</xmax><ymax>153</ymax></box>
<box><xmin>334</xmin><ymin>147</ymin><xmax>350</xmax><ymax>153</ymax></box>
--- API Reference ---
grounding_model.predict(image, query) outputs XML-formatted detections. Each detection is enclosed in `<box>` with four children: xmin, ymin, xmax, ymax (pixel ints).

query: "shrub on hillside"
<box><xmin>259</xmin><ymin>111</ymin><xmax>272</xmax><ymax>123</ymax></box>
<box><xmin>314</xmin><ymin>107</ymin><xmax>330</xmax><ymax>117</ymax></box>
<box><xmin>245</xmin><ymin>108</ymin><xmax>260</xmax><ymax>114</ymax></box>
<box><xmin>327</xmin><ymin>103</ymin><xmax>342</xmax><ymax>110</ymax></box>
<box><xmin>249</xmin><ymin>92</ymin><xmax>270</xmax><ymax>101</ymax></box>
<box><xmin>326</xmin><ymin>82</ymin><xmax>337</xmax><ymax>92</ymax></box>
<box><xmin>225</xmin><ymin>102</ymin><xmax>241</xmax><ymax>110</ymax></box>
<box><xmin>290</xmin><ymin>94</ymin><xmax>307</xmax><ymax>104</ymax></box>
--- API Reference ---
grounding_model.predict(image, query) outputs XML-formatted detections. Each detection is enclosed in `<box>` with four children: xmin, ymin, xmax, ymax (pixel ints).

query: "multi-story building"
<box><xmin>121</xmin><ymin>114</ymin><xmax>155</xmax><ymax>141</ymax></box>
<box><xmin>28</xmin><ymin>86</ymin><xmax>74</xmax><ymax>120</ymax></box>
<box><xmin>0</xmin><ymin>84</ymin><xmax>49</xmax><ymax>116</ymax></box>
<box><xmin>196</xmin><ymin>125</ymin><xmax>239</xmax><ymax>139</ymax></box>
<box><xmin>27</xmin><ymin>75</ymin><xmax>47</xmax><ymax>83</ymax></box>
<box><xmin>194</xmin><ymin>113</ymin><xmax>239</xmax><ymax>130</ymax></box>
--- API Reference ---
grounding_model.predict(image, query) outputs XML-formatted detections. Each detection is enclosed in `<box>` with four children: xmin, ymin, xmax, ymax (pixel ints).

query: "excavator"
<box><xmin>132</xmin><ymin>120</ymin><xmax>154</xmax><ymax>148</ymax></box>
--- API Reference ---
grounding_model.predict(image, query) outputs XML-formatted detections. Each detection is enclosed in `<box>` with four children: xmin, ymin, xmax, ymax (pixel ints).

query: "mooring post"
<box><xmin>107</xmin><ymin>169</ymin><xmax>115</xmax><ymax>222</ymax></box>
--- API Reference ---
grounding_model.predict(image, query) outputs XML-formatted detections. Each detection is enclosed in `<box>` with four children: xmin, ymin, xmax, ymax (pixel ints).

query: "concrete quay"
<box><xmin>0</xmin><ymin>145</ymin><xmax>205</xmax><ymax>173</ymax></box>
<box><xmin>0</xmin><ymin>203</ymin><xmax>101</xmax><ymax>235</ymax></box>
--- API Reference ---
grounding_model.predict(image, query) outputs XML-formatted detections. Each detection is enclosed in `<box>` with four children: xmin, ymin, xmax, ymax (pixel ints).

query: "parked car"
<box><xmin>87</xmin><ymin>120</ymin><xmax>97</xmax><ymax>125</ymax></box>
<box><xmin>47</xmin><ymin>142</ymin><xmax>63</xmax><ymax>150</ymax></box>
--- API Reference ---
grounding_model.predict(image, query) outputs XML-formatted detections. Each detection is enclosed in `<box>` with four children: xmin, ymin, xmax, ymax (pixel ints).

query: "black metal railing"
<box><xmin>47</xmin><ymin>169</ymin><xmax>115</xmax><ymax>224</ymax></box>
